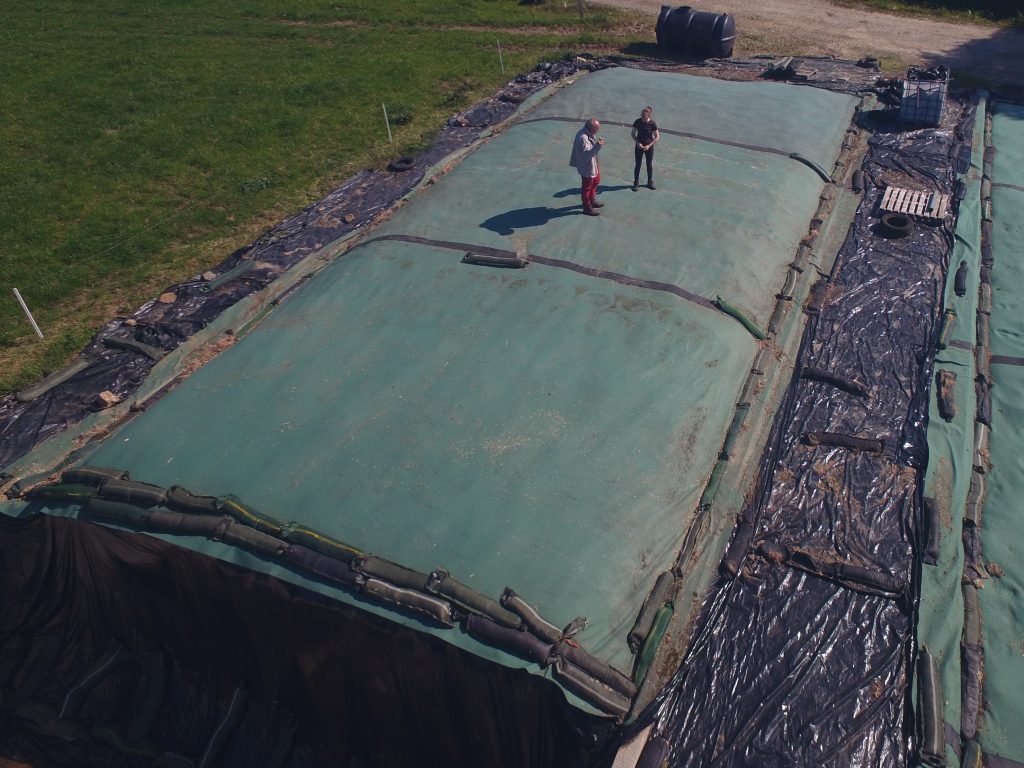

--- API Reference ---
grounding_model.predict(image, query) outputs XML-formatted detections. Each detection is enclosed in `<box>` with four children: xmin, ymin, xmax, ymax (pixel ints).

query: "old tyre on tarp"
<box><xmin>880</xmin><ymin>212</ymin><xmax>914</xmax><ymax>238</ymax></box>
<box><xmin>387</xmin><ymin>156</ymin><xmax>414</xmax><ymax>172</ymax></box>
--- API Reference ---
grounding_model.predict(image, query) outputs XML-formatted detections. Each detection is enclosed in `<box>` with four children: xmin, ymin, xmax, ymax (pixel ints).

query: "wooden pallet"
<box><xmin>880</xmin><ymin>185</ymin><xmax>950</xmax><ymax>220</ymax></box>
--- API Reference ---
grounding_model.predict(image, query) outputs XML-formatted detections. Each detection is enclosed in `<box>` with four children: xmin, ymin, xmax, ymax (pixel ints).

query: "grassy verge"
<box><xmin>846</xmin><ymin>0</ymin><xmax>1023</xmax><ymax>24</ymax></box>
<box><xmin>0</xmin><ymin>0</ymin><xmax>641</xmax><ymax>394</ymax></box>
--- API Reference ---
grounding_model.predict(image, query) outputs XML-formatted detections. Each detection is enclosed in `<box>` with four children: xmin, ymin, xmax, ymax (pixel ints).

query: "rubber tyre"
<box><xmin>387</xmin><ymin>156</ymin><xmax>414</xmax><ymax>172</ymax></box>
<box><xmin>881</xmin><ymin>212</ymin><xmax>914</xmax><ymax>238</ymax></box>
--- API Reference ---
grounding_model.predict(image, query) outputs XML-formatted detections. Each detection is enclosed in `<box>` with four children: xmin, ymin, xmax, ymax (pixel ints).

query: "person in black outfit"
<box><xmin>631</xmin><ymin>106</ymin><xmax>660</xmax><ymax>191</ymax></box>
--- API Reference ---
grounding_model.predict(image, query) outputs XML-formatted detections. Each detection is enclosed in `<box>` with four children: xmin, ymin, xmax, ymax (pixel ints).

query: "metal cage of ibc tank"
<box><xmin>900</xmin><ymin>65</ymin><xmax>949</xmax><ymax>127</ymax></box>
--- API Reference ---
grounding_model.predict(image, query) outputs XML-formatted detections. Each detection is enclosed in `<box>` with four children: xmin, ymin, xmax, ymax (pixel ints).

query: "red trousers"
<box><xmin>581</xmin><ymin>172</ymin><xmax>600</xmax><ymax>209</ymax></box>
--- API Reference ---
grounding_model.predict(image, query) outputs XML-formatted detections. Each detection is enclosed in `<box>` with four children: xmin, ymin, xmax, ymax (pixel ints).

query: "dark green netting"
<box><xmin>915</xmin><ymin>100</ymin><xmax>986</xmax><ymax>761</ymax></box>
<box><xmin>0</xmin><ymin>67</ymin><xmax>860</xmax><ymax>716</ymax></box>
<box><xmin>68</xmin><ymin>241</ymin><xmax>752</xmax><ymax>679</ymax></box>
<box><xmin>974</xmin><ymin>100</ymin><xmax>1024</xmax><ymax>763</ymax></box>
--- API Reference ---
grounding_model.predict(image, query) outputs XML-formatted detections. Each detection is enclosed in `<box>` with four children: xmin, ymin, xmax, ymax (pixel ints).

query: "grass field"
<box><xmin>0</xmin><ymin>0</ymin><xmax>636</xmax><ymax>394</ymax></box>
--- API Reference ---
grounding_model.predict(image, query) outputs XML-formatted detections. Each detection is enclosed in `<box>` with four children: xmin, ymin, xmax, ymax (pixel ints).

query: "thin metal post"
<box><xmin>382</xmin><ymin>103</ymin><xmax>393</xmax><ymax>143</ymax></box>
<box><xmin>13</xmin><ymin>288</ymin><xmax>44</xmax><ymax>339</ymax></box>
<box><xmin>497</xmin><ymin>40</ymin><xmax>505</xmax><ymax>75</ymax></box>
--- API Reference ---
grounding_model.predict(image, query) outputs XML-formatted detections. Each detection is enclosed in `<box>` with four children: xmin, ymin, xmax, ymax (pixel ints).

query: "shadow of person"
<box><xmin>553</xmin><ymin>185</ymin><xmax>631</xmax><ymax>199</ymax></box>
<box><xmin>481</xmin><ymin>206</ymin><xmax>579</xmax><ymax>236</ymax></box>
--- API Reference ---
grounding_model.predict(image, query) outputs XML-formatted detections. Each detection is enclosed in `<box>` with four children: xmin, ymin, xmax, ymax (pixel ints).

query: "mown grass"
<box><xmin>0</xmin><ymin>0</ymin><xmax>637</xmax><ymax>394</ymax></box>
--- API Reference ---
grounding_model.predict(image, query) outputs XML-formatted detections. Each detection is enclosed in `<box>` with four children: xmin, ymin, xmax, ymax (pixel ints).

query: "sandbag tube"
<box><xmin>165</xmin><ymin>485</ymin><xmax>219</xmax><ymax>515</ymax></box>
<box><xmin>979</xmin><ymin>282</ymin><xmax>992</xmax><ymax>314</ymax></box>
<box><xmin>557</xmin><ymin>640</ymin><xmax>637</xmax><ymax>699</ymax></box>
<box><xmin>937</xmin><ymin>307</ymin><xmax>957</xmax><ymax>350</ymax></box>
<box><xmin>800</xmin><ymin>366</ymin><xmax>869</xmax><ymax>398</ymax></box>
<box><xmin>788</xmin><ymin>152</ymin><xmax>833</xmax><ymax>184</ymax></box>
<box><xmin>147</xmin><ymin>510</ymin><xmax>230</xmax><ymax>538</ymax></box>
<box><xmin>636</xmin><ymin>736</ymin><xmax>670</xmax><ymax>768</ymax></box>
<box><xmin>102</xmin><ymin>335</ymin><xmax>166</xmax><ymax>361</ymax></box>
<box><xmin>917</xmin><ymin>647</ymin><xmax>945</xmax><ymax>766</ymax></box>
<box><xmin>779</xmin><ymin>269</ymin><xmax>798</xmax><ymax>300</ymax></box>
<box><xmin>216</xmin><ymin>520</ymin><xmax>288</xmax><ymax>557</ymax></box>
<box><xmin>551</xmin><ymin>656</ymin><xmax>631</xmax><ymax>721</ymax></box>
<box><xmin>718</xmin><ymin>514</ymin><xmax>755</xmax><ymax>579</ymax></box>
<box><xmin>751</xmin><ymin>346</ymin><xmax>770</xmax><ymax>375</ymax></box>
<box><xmin>627</xmin><ymin>571</ymin><xmax>676</xmax><ymax>653</ymax></box>
<box><xmin>217</xmin><ymin>495</ymin><xmax>285</xmax><ymax>537</ymax></box>
<box><xmin>977</xmin><ymin>314</ymin><xmax>990</xmax><ymax>352</ymax></box>
<box><xmin>199</xmin><ymin>259</ymin><xmax>255</xmax><ymax>293</ymax></box>
<box><xmin>97</xmin><ymin>478</ymin><xmax>167</xmax><ymax>507</ymax></box>
<box><xmin>15</xmin><ymin>356</ymin><xmax>94</xmax><ymax>403</ymax></box>
<box><xmin>500</xmin><ymin>588</ymin><xmax>563</xmax><ymax>645</ymax></box>
<box><xmin>61</xmin><ymin>466</ymin><xmax>130</xmax><ymax>485</ymax></box>
<box><xmin>283</xmin><ymin>544</ymin><xmax>364</xmax><ymax>589</ymax></box>
<box><xmin>363</xmin><ymin>578</ymin><xmax>455</xmax><ymax>627</ymax></box>
<box><xmin>713</xmin><ymin>296</ymin><xmax>766</xmax><ymax>340</ymax></box>
<box><xmin>462</xmin><ymin>613</ymin><xmax>553</xmax><ymax>667</ymax></box>
<box><xmin>719</xmin><ymin>404</ymin><xmax>750</xmax><ymax>460</ymax></box>
<box><xmin>757</xmin><ymin>541</ymin><xmax>906</xmax><ymax>597</ymax></box>
<box><xmin>976</xmin><ymin>378</ymin><xmax>991</xmax><ymax>426</ymax></box>
<box><xmin>26</xmin><ymin>482</ymin><xmax>98</xmax><ymax>503</ymax></box>
<box><xmin>354</xmin><ymin>554</ymin><xmax>431</xmax><ymax>592</ymax></box>
<box><xmin>461</xmin><ymin>252</ymin><xmax>528</xmax><ymax>268</ymax></box>
<box><xmin>85</xmin><ymin>497</ymin><xmax>159</xmax><ymax>526</ymax></box>
<box><xmin>973</xmin><ymin>422</ymin><xmax>989</xmax><ymax>471</ymax></box>
<box><xmin>964</xmin><ymin>471</ymin><xmax>985</xmax><ymax>526</ymax></box>
<box><xmin>698</xmin><ymin>458</ymin><xmax>728</xmax><ymax>509</ymax></box>
<box><xmin>280</xmin><ymin>522</ymin><xmax>361</xmax><ymax>562</ymax></box>
<box><xmin>632</xmin><ymin>602</ymin><xmax>673</xmax><ymax>688</ymax></box>
<box><xmin>499</xmin><ymin>587</ymin><xmax>638</xmax><ymax>704</ymax></box>
<box><xmin>737</xmin><ymin>373</ymin><xmax>759</xmax><ymax>407</ymax></box>
<box><xmin>768</xmin><ymin>297</ymin><xmax>788</xmax><ymax>336</ymax></box>
<box><xmin>427</xmin><ymin>568</ymin><xmax>521</xmax><ymax>629</ymax></box>
<box><xmin>802</xmin><ymin>431</ymin><xmax>884</xmax><ymax>454</ymax></box>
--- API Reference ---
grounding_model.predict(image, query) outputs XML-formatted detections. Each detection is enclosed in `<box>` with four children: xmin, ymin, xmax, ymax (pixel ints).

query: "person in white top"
<box><xmin>569</xmin><ymin>117</ymin><xmax>604</xmax><ymax>216</ymax></box>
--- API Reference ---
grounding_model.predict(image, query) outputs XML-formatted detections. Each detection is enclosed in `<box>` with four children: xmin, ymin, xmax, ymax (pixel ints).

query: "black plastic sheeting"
<box><xmin>616</xmin><ymin>102</ymin><xmax>975</xmax><ymax>766</ymax></box>
<box><xmin>0</xmin><ymin>56</ymin><xmax>611</xmax><ymax>475</ymax></box>
<box><xmin>0</xmin><ymin>513</ymin><xmax>613</xmax><ymax>768</ymax></box>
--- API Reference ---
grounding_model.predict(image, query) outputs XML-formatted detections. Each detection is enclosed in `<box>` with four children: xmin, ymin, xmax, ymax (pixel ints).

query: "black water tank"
<box><xmin>656</xmin><ymin>5</ymin><xmax>736</xmax><ymax>60</ymax></box>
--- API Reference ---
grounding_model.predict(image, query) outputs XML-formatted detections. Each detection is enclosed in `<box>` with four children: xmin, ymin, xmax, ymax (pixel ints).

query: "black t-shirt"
<box><xmin>633</xmin><ymin>118</ymin><xmax>658</xmax><ymax>145</ymax></box>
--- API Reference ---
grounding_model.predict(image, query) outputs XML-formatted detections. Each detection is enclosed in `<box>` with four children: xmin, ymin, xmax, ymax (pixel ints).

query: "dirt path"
<box><xmin>597</xmin><ymin>0</ymin><xmax>1024</xmax><ymax>93</ymax></box>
